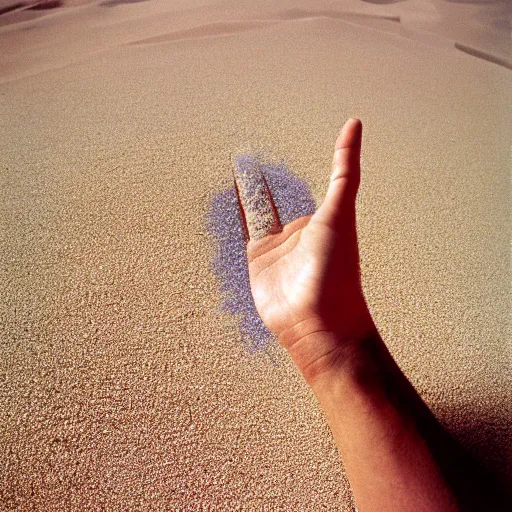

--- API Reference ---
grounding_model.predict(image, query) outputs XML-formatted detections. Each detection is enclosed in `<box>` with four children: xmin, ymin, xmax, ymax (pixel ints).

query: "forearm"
<box><xmin>301</xmin><ymin>331</ymin><xmax>458</xmax><ymax>512</ymax></box>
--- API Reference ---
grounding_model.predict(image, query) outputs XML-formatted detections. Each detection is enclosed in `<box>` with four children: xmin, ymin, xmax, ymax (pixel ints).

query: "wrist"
<box><xmin>307</xmin><ymin>330</ymin><xmax>391</xmax><ymax>397</ymax></box>
<box><xmin>279</xmin><ymin>317</ymin><xmax>383</xmax><ymax>387</ymax></box>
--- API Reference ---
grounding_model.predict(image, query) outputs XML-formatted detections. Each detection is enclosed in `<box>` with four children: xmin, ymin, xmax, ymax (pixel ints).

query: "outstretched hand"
<box><xmin>241</xmin><ymin>119</ymin><xmax>482</xmax><ymax>511</ymax></box>
<box><xmin>246</xmin><ymin>119</ymin><xmax>377</xmax><ymax>383</ymax></box>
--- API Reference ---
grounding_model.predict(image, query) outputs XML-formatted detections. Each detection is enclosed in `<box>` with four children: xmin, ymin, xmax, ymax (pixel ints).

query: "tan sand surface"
<box><xmin>1</xmin><ymin>0</ymin><xmax>511</xmax><ymax>509</ymax></box>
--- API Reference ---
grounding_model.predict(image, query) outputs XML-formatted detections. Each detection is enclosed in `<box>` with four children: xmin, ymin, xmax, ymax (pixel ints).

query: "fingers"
<box><xmin>313</xmin><ymin>118</ymin><xmax>362</xmax><ymax>231</ymax></box>
<box><xmin>234</xmin><ymin>156</ymin><xmax>282</xmax><ymax>241</ymax></box>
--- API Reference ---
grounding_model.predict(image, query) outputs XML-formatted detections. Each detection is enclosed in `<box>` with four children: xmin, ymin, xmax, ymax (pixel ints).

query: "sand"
<box><xmin>1</xmin><ymin>0</ymin><xmax>511</xmax><ymax>509</ymax></box>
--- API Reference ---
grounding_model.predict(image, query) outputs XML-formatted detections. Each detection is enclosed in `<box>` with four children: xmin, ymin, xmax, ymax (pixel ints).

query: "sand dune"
<box><xmin>0</xmin><ymin>0</ymin><xmax>509</xmax><ymax>81</ymax></box>
<box><xmin>131</xmin><ymin>11</ymin><xmax>401</xmax><ymax>46</ymax></box>
<box><xmin>1</xmin><ymin>0</ymin><xmax>510</xmax><ymax>510</ymax></box>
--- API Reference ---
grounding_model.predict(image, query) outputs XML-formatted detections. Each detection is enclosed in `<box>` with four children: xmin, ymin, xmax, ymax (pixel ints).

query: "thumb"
<box><xmin>313</xmin><ymin>118</ymin><xmax>362</xmax><ymax>231</ymax></box>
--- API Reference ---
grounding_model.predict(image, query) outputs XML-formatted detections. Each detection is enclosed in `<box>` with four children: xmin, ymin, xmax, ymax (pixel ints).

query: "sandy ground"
<box><xmin>1</xmin><ymin>0</ymin><xmax>511</xmax><ymax>509</ymax></box>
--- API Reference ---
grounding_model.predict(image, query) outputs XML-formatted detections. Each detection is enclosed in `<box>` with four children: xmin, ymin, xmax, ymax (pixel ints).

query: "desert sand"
<box><xmin>1</xmin><ymin>0</ymin><xmax>511</xmax><ymax>509</ymax></box>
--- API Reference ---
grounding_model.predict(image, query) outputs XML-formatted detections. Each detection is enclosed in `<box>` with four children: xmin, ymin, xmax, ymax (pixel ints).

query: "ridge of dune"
<box><xmin>131</xmin><ymin>19</ymin><xmax>277</xmax><ymax>45</ymax></box>
<box><xmin>130</xmin><ymin>11</ymin><xmax>401</xmax><ymax>46</ymax></box>
<box><xmin>0</xmin><ymin>2</ymin><xmax>25</xmax><ymax>16</ymax></box>
<box><xmin>273</xmin><ymin>7</ymin><xmax>401</xmax><ymax>22</ymax></box>
<box><xmin>455</xmin><ymin>41</ymin><xmax>512</xmax><ymax>71</ymax></box>
<box><xmin>0</xmin><ymin>0</ymin><xmax>64</xmax><ymax>15</ymax></box>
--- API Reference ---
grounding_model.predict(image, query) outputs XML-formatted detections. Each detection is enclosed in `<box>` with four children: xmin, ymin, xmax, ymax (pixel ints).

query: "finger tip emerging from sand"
<box><xmin>234</xmin><ymin>156</ymin><xmax>282</xmax><ymax>241</ymax></box>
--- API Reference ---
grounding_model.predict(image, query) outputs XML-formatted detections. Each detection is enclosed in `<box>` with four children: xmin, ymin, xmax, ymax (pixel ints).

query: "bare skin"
<box><xmin>243</xmin><ymin>119</ymin><xmax>470</xmax><ymax>511</ymax></box>
<box><xmin>248</xmin><ymin>119</ymin><xmax>374</xmax><ymax>382</ymax></box>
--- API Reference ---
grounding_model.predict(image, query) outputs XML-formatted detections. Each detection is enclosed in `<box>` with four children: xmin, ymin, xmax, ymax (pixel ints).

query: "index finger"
<box><xmin>233</xmin><ymin>156</ymin><xmax>282</xmax><ymax>241</ymax></box>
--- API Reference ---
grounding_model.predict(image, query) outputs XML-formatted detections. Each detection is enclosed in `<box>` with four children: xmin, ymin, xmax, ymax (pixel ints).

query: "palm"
<box><xmin>248</xmin><ymin>210</ymin><xmax>367</xmax><ymax>348</ymax></box>
<box><xmin>239</xmin><ymin>119</ymin><xmax>375</xmax><ymax>377</ymax></box>
<box><xmin>248</xmin><ymin>215</ymin><xmax>320</xmax><ymax>339</ymax></box>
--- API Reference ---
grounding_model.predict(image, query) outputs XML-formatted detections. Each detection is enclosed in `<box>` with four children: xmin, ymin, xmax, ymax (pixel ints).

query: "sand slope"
<box><xmin>1</xmin><ymin>0</ymin><xmax>511</xmax><ymax>510</ymax></box>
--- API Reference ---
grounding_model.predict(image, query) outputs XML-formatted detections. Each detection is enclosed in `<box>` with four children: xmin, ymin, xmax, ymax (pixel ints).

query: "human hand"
<box><xmin>237</xmin><ymin>121</ymin><xmax>473</xmax><ymax>512</ymax></box>
<box><xmin>237</xmin><ymin>119</ymin><xmax>377</xmax><ymax>383</ymax></box>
